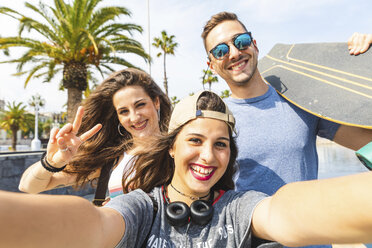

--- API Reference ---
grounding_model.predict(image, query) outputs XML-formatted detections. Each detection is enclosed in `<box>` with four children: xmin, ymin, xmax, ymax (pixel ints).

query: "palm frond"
<box><xmin>0</xmin><ymin>7</ymin><xmax>22</xmax><ymax>20</ymax></box>
<box><xmin>100</xmin><ymin>55</ymin><xmax>138</xmax><ymax>69</ymax></box>
<box><xmin>89</xmin><ymin>7</ymin><xmax>132</xmax><ymax>32</ymax></box>
<box><xmin>72</xmin><ymin>0</ymin><xmax>88</xmax><ymax>29</ymax></box>
<box><xmin>54</xmin><ymin>0</ymin><xmax>69</xmax><ymax>18</ymax></box>
<box><xmin>23</xmin><ymin>61</ymin><xmax>51</xmax><ymax>87</ymax></box>
<box><xmin>95</xmin><ymin>23</ymin><xmax>142</xmax><ymax>37</ymax></box>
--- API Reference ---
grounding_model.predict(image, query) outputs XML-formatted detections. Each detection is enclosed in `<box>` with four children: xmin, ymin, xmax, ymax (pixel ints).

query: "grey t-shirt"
<box><xmin>105</xmin><ymin>187</ymin><xmax>282</xmax><ymax>248</ymax></box>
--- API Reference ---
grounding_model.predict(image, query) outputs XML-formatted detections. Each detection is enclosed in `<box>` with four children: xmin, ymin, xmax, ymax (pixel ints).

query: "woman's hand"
<box><xmin>46</xmin><ymin>106</ymin><xmax>102</xmax><ymax>167</ymax></box>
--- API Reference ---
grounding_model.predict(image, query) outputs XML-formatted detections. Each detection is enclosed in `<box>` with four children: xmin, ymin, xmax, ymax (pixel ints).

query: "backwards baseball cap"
<box><xmin>168</xmin><ymin>91</ymin><xmax>235</xmax><ymax>133</ymax></box>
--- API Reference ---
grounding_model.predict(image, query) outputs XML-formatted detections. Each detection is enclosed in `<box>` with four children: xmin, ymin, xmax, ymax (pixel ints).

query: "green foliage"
<box><xmin>0</xmin><ymin>0</ymin><xmax>150</xmax><ymax>121</ymax></box>
<box><xmin>152</xmin><ymin>30</ymin><xmax>178</xmax><ymax>57</ymax></box>
<box><xmin>0</xmin><ymin>0</ymin><xmax>149</xmax><ymax>86</ymax></box>
<box><xmin>0</xmin><ymin>101</ymin><xmax>31</xmax><ymax>131</ymax></box>
<box><xmin>201</xmin><ymin>69</ymin><xmax>218</xmax><ymax>91</ymax></box>
<box><xmin>0</xmin><ymin>101</ymin><xmax>33</xmax><ymax>150</ymax></box>
<box><xmin>170</xmin><ymin>96</ymin><xmax>180</xmax><ymax>107</ymax></box>
<box><xmin>220</xmin><ymin>89</ymin><xmax>231</xmax><ymax>99</ymax></box>
<box><xmin>0</xmin><ymin>35</ymin><xmax>9</xmax><ymax>56</ymax></box>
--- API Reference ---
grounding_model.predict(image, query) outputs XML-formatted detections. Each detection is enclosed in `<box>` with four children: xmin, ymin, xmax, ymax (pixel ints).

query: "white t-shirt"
<box><xmin>108</xmin><ymin>152</ymin><xmax>135</xmax><ymax>198</ymax></box>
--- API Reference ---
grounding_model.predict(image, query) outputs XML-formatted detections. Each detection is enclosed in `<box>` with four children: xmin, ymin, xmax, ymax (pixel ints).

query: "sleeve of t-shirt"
<box><xmin>103</xmin><ymin>189</ymin><xmax>154</xmax><ymax>248</ymax></box>
<box><xmin>221</xmin><ymin>191</ymin><xmax>266</xmax><ymax>245</ymax></box>
<box><xmin>233</xmin><ymin>191</ymin><xmax>281</xmax><ymax>247</ymax></box>
<box><xmin>237</xmin><ymin>191</ymin><xmax>267</xmax><ymax>237</ymax></box>
<box><xmin>317</xmin><ymin>118</ymin><xmax>340</xmax><ymax>140</ymax></box>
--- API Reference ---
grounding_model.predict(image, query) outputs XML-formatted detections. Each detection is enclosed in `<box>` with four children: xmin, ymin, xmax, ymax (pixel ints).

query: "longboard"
<box><xmin>258</xmin><ymin>42</ymin><xmax>372</xmax><ymax>129</ymax></box>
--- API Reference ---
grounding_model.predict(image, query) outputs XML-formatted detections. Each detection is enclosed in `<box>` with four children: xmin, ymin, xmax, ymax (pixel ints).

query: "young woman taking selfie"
<box><xmin>2</xmin><ymin>91</ymin><xmax>372</xmax><ymax>247</ymax></box>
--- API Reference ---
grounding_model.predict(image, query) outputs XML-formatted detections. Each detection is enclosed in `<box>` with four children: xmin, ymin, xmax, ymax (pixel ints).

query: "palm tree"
<box><xmin>0</xmin><ymin>0</ymin><xmax>149</xmax><ymax>122</ymax></box>
<box><xmin>220</xmin><ymin>90</ymin><xmax>231</xmax><ymax>99</ymax></box>
<box><xmin>170</xmin><ymin>96</ymin><xmax>180</xmax><ymax>108</ymax></box>
<box><xmin>152</xmin><ymin>30</ymin><xmax>178</xmax><ymax>96</ymax></box>
<box><xmin>201</xmin><ymin>69</ymin><xmax>218</xmax><ymax>91</ymax></box>
<box><xmin>0</xmin><ymin>101</ymin><xmax>33</xmax><ymax>150</ymax></box>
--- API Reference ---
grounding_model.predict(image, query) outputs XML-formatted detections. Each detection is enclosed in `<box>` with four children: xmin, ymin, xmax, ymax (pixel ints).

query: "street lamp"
<box><xmin>29</xmin><ymin>94</ymin><xmax>45</xmax><ymax>151</ymax></box>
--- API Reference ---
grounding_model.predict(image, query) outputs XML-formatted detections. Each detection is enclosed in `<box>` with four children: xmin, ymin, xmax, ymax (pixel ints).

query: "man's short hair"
<box><xmin>201</xmin><ymin>12</ymin><xmax>248</xmax><ymax>51</ymax></box>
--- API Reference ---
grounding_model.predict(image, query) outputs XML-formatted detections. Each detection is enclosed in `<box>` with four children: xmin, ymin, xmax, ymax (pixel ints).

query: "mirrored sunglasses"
<box><xmin>209</xmin><ymin>32</ymin><xmax>253</xmax><ymax>60</ymax></box>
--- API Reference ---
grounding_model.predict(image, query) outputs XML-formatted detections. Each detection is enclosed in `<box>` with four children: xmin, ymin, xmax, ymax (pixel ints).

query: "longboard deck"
<box><xmin>258</xmin><ymin>42</ymin><xmax>372</xmax><ymax>129</ymax></box>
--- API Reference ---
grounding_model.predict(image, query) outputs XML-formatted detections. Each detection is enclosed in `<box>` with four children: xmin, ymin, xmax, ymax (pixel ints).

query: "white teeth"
<box><xmin>191</xmin><ymin>165</ymin><xmax>213</xmax><ymax>176</ymax></box>
<box><xmin>133</xmin><ymin>121</ymin><xmax>146</xmax><ymax>129</ymax></box>
<box><xmin>231</xmin><ymin>61</ymin><xmax>246</xmax><ymax>70</ymax></box>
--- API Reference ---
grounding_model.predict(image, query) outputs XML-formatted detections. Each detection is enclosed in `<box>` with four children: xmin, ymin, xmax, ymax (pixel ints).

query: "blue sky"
<box><xmin>0</xmin><ymin>0</ymin><xmax>371</xmax><ymax>112</ymax></box>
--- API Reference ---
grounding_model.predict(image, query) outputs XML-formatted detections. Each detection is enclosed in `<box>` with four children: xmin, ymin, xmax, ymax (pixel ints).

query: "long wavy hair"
<box><xmin>65</xmin><ymin>68</ymin><xmax>172</xmax><ymax>185</ymax></box>
<box><xmin>123</xmin><ymin>91</ymin><xmax>238</xmax><ymax>193</ymax></box>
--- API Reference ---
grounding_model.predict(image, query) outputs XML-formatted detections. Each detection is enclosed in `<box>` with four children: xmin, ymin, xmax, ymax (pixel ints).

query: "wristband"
<box><xmin>356</xmin><ymin>142</ymin><xmax>372</xmax><ymax>170</ymax></box>
<box><xmin>40</xmin><ymin>152</ymin><xmax>66</xmax><ymax>173</ymax></box>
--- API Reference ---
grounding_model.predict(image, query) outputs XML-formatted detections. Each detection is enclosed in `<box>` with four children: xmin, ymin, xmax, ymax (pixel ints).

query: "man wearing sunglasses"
<box><xmin>202</xmin><ymin>12</ymin><xmax>372</xmax><ymax>203</ymax></box>
<box><xmin>202</xmin><ymin>13</ymin><xmax>372</xmax><ymax>248</ymax></box>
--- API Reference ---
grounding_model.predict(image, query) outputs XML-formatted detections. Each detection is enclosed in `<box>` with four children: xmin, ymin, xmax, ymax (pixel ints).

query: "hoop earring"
<box><xmin>118</xmin><ymin>123</ymin><xmax>126</xmax><ymax>136</ymax></box>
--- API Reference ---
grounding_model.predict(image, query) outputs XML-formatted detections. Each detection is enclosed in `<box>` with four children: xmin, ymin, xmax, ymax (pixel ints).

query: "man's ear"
<box><xmin>207</xmin><ymin>61</ymin><xmax>217</xmax><ymax>74</ymax></box>
<box><xmin>253</xmin><ymin>39</ymin><xmax>259</xmax><ymax>54</ymax></box>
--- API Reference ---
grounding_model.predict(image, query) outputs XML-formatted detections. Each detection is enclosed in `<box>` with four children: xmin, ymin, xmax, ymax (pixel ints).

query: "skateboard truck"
<box><xmin>356</xmin><ymin>141</ymin><xmax>372</xmax><ymax>170</ymax></box>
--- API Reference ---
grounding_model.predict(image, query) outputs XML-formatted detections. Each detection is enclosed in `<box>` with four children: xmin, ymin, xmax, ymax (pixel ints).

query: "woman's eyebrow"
<box><xmin>186</xmin><ymin>133</ymin><xmax>230</xmax><ymax>141</ymax></box>
<box><xmin>116</xmin><ymin>98</ymin><xmax>146</xmax><ymax>111</ymax></box>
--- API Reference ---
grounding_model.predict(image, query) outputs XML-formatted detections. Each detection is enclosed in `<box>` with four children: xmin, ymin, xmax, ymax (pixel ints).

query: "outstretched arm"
<box><xmin>348</xmin><ymin>33</ymin><xmax>372</xmax><ymax>55</ymax></box>
<box><xmin>333</xmin><ymin>125</ymin><xmax>372</xmax><ymax>151</ymax></box>
<box><xmin>252</xmin><ymin>172</ymin><xmax>372</xmax><ymax>246</ymax></box>
<box><xmin>19</xmin><ymin>106</ymin><xmax>102</xmax><ymax>194</ymax></box>
<box><xmin>0</xmin><ymin>191</ymin><xmax>124</xmax><ymax>248</ymax></box>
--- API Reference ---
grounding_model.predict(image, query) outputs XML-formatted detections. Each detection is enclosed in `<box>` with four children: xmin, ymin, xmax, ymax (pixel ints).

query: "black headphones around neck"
<box><xmin>162</xmin><ymin>186</ymin><xmax>214</xmax><ymax>227</ymax></box>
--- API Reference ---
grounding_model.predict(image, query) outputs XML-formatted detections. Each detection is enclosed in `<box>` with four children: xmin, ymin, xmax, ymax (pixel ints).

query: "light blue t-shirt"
<box><xmin>225</xmin><ymin>85</ymin><xmax>340</xmax><ymax>195</ymax></box>
<box><xmin>225</xmin><ymin>85</ymin><xmax>340</xmax><ymax>248</ymax></box>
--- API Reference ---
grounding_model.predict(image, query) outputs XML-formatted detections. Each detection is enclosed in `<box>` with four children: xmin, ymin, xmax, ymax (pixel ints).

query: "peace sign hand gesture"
<box><xmin>45</xmin><ymin>106</ymin><xmax>102</xmax><ymax>168</ymax></box>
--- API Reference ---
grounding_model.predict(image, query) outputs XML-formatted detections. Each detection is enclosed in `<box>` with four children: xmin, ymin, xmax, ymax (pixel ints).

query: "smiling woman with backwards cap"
<box><xmin>2</xmin><ymin>91</ymin><xmax>372</xmax><ymax>247</ymax></box>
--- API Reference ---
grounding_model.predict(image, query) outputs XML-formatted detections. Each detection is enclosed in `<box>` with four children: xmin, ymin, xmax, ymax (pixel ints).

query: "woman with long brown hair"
<box><xmin>18</xmin><ymin>68</ymin><xmax>171</xmax><ymax>204</ymax></box>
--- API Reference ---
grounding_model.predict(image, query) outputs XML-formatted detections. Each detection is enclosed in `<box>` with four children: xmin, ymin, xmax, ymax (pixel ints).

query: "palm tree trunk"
<box><xmin>63</xmin><ymin>62</ymin><xmax>87</xmax><ymax>123</ymax></box>
<box><xmin>67</xmin><ymin>88</ymin><xmax>82</xmax><ymax>124</ymax></box>
<box><xmin>163</xmin><ymin>54</ymin><xmax>168</xmax><ymax>96</ymax></box>
<box><xmin>202</xmin><ymin>70</ymin><xmax>208</xmax><ymax>90</ymax></box>
<box><xmin>11</xmin><ymin>127</ymin><xmax>17</xmax><ymax>151</ymax></box>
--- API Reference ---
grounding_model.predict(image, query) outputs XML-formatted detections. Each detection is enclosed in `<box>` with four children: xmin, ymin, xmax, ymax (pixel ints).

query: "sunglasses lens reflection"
<box><xmin>234</xmin><ymin>33</ymin><xmax>252</xmax><ymax>49</ymax></box>
<box><xmin>212</xmin><ymin>44</ymin><xmax>229</xmax><ymax>59</ymax></box>
<box><xmin>211</xmin><ymin>33</ymin><xmax>252</xmax><ymax>60</ymax></box>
